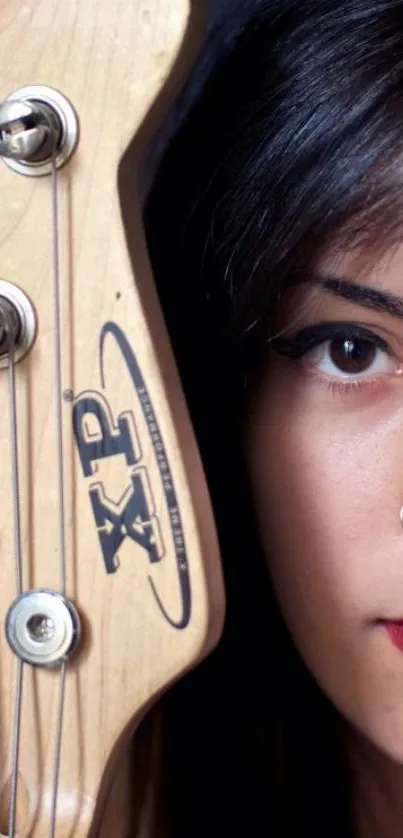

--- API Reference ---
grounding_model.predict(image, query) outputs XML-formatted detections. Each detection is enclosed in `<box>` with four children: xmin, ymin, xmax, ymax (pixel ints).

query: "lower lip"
<box><xmin>383</xmin><ymin>621</ymin><xmax>403</xmax><ymax>652</ymax></box>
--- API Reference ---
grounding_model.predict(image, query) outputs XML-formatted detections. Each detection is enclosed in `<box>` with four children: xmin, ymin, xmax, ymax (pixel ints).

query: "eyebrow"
<box><xmin>315</xmin><ymin>275</ymin><xmax>403</xmax><ymax>321</ymax></box>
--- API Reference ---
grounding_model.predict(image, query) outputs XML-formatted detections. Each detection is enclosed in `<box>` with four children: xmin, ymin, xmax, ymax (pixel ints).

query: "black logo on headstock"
<box><xmin>73</xmin><ymin>322</ymin><xmax>191</xmax><ymax>629</ymax></box>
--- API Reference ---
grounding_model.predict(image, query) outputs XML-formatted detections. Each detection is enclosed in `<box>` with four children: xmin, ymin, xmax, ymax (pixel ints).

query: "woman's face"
<box><xmin>245</xmin><ymin>240</ymin><xmax>403</xmax><ymax>763</ymax></box>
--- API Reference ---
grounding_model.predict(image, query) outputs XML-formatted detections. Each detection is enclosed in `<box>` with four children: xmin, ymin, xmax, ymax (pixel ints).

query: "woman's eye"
<box><xmin>304</xmin><ymin>337</ymin><xmax>394</xmax><ymax>379</ymax></box>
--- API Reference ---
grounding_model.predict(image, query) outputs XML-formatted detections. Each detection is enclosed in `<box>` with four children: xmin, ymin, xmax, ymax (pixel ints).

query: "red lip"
<box><xmin>383</xmin><ymin>620</ymin><xmax>403</xmax><ymax>652</ymax></box>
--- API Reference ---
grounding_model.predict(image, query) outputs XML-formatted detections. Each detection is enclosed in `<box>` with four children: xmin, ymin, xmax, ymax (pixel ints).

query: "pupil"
<box><xmin>330</xmin><ymin>339</ymin><xmax>375</xmax><ymax>373</ymax></box>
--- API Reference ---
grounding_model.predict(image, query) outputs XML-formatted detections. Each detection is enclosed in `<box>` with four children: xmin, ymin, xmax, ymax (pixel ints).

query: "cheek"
<box><xmin>247</xmin><ymin>402</ymin><xmax>402</xmax><ymax>623</ymax></box>
<box><xmin>245</xmin><ymin>374</ymin><xmax>403</xmax><ymax>760</ymax></box>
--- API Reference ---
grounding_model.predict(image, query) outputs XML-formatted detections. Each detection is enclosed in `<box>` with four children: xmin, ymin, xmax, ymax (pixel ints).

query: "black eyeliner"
<box><xmin>272</xmin><ymin>321</ymin><xmax>389</xmax><ymax>359</ymax></box>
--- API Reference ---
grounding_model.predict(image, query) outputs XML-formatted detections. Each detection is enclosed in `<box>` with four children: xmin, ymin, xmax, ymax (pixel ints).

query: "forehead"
<box><xmin>318</xmin><ymin>240</ymin><xmax>403</xmax><ymax>295</ymax></box>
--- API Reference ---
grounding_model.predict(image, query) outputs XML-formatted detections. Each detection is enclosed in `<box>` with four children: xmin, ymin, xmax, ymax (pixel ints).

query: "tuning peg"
<box><xmin>0</xmin><ymin>97</ymin><xmax>60</xmax><ymax>162</ymax></box>
<box><xmin>0</xmin><ymin>86</ymin><xmax>79</xmax><ymax>176</ymax></box>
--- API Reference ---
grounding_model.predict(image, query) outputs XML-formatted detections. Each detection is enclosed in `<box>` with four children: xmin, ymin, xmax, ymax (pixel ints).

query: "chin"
<box><xmin>342</xmin><ymin>702</ymin><xmax>403</xmax><ymax>769</ymax></box>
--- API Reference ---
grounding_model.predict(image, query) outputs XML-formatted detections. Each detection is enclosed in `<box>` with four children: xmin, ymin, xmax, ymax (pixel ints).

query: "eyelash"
<box><xmin>272</xmin><ymin>322</ymin><xmax>403</xmax><ymax>397</ymax></box>
<box><xmin>319</xmin><ymin>375</ymin><xmax>385</xmax><ymax>399</ymax></box>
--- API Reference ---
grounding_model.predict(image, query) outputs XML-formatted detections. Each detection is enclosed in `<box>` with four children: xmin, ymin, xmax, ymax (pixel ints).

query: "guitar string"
<box><xmin>51</xmin><ymin>151</ymin><xmax>67</xmax><ymax>598</ymax></box>
<box><xmin>48</xmin><ymin>149</ymin><xmax>68</xmax><ymax>837</ymax></box>
<box><xmin>8</xmin><ymin>316</ymin><xmax>23</xmax><ymax>596</ymax></box>
<box><xmin>48</xmin><ymin>661</ymin><xmax>67</xmax><ymax>838</ymax></box>
<box><xmin>8</xmin><ymin>659</ymin><xmax>23</xmax><ymax>838</ymax></box>
<box><xmin>4</xmin><ymin>123</ymin><xmax>69</xmax><ymax>837</ymax></box>
<box><xmin>5</xmin><ymin>306</ymin><xmax>24</xmax><ymax>838</ymax></box>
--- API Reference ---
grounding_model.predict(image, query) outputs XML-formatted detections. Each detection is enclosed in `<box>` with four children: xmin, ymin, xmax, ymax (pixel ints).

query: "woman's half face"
<box><xmin>245</xmin><ymin>240</ymin><xmax>403</xmax><ymax>762</ymax></box>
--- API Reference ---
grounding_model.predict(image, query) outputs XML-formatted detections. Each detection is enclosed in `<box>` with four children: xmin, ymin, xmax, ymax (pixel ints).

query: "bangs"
<box><xmin>224</xmin><ymin>107</ymin><xmax>403</xmax><ymax>368</ymax></box>
<box><xmin>327</xmin><ymin>153</ymin><xmax>403</xmax><ymax>260</ymax></box>
<box><xmin>144</xmin><ymin>1</ymin><xmax>403</xmax><ymax>407</ymax></box>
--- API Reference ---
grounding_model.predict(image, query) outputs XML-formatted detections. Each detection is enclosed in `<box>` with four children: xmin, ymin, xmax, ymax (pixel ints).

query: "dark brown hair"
<box><xmin>143</xmin><ymin>2</ymin><xmax>403</xmax><ymax>834</ymax></box>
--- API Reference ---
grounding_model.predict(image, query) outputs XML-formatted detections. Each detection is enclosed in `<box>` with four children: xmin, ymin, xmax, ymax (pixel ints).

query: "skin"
<box><xmin>244</xmin><ymin>241</ymin><xmax>403</xmax><ymax>837</ymax></box>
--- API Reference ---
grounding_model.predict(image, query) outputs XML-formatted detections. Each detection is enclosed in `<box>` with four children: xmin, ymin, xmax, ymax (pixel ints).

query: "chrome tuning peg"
<box><xmin>0</xmin><ymin>85</ymin><xmax>79</xmax><ymax>177</ymax></box>
<box><xmin>0</xmin><ymin>97</ymin><xmax>60</xmax><ymax>163</ymax></box>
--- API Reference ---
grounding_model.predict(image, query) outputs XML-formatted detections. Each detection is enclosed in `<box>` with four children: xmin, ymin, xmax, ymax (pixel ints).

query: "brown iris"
<box><xmin>330</xmin><ymin>339</ymin><xmax>376</xmax><ymax>374</ymax></box>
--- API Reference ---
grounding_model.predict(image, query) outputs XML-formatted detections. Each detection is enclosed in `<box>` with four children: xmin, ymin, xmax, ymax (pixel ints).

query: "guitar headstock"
<box><xmin>0</xmin><ymin>2</ymin><xmax>224</xmax><ymax>835</ymax></box>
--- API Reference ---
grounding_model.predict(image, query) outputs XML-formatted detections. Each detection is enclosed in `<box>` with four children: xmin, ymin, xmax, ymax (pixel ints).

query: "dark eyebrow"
<box><xmin>315</xmin><ymin>275</ymin><xmax>403</xmax><ymax>320</ymax></box>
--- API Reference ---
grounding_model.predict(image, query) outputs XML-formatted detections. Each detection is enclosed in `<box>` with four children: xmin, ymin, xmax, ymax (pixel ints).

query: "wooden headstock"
<box><xmin>0</xmin><ymin>2</ymin><xmax>224</xmax><ymax>835</ymax></box>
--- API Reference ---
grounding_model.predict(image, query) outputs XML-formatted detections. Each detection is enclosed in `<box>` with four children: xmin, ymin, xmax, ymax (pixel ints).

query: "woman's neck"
<box><xmin>346</xmin><ymin>726</ymin><xmax>403</xmax><ymax>838</ymax></box>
